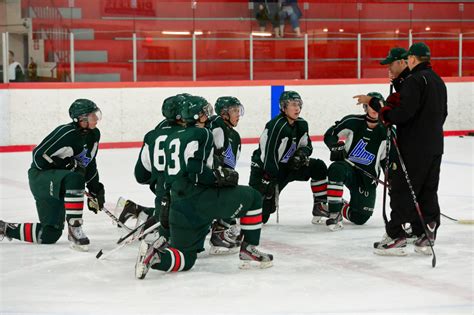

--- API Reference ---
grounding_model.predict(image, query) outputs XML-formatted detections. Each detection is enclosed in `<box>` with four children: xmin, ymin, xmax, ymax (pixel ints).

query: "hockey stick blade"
<box><xmin>441</xmin><ymin>213</ymin><xmax>474</xmax><ymax>224</ymax></box>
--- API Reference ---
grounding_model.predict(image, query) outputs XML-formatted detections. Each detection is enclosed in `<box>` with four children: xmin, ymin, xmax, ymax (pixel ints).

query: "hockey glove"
<box><xmin>87</xmin><ymin>182</ymin><xmax>105</xmax><ymax>214</ymax></box>
<box><xmin>214</xmin><ymin>166</ymin><xmax>239</xmax><ymax>187</ymax></box>
<box><xmin>288</xmin><ymin>148</ymin><xmax>310</xmax><ymax>171</ymax></box>
<box><xmin>379</xmin><ymin>106</ymin><xmax>393</xmax><ymax>126</ymax></box>
<box><xmin>52</xmin><ymin>156</ymin><xmax>77</xmax><ymax>171</ymax></box>
<box><xmin>159</xmin><ymin>190</ymin><xmax>171</xmax><ymax>229</ymax></box>
<box><xmin>260</xmin><ymin>173</ymin><xmax>277</xmax><ymax>198</ymax></box>
<box><xmin>330</xmin><ymin>141</ymin><xmax>346</xmax><ymax>161</ymax></box>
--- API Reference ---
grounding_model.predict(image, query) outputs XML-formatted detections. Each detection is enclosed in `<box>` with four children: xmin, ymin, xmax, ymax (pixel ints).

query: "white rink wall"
<box><xmin>0</xmin><ymin>80</ymin><xmax>472</xmax><ymax>146</ymax></box>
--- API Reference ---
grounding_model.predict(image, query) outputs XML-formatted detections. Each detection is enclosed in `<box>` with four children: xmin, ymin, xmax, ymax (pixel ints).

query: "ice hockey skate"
<box><xmin>373</xmin><ymin>233</ymin><xmax>407</xmax><ymax>256</ymax></box>
<box><xmin>0</xmin><ymin>220</ymin><xmax>12</xmax><ymax>241</ymax></box>
<box><xmin>239</xmin><ymin>241</ymin><xmax>273</xmax><ymax>269</ymax></box>
<box><xmin>311</xmin><ymin>202</ymin><xmax>329</xmax><ymax>224</ymax></box>
<box><xmin>209</xmin><ymin>220</ymin><xmax>240</xmax><ymax>255</ymax></box>
<box><xmin>326</xmin><ymin>211</ymin><xmax>343</xmax><ymax>231</ymax></box>
<box><xmin>414</xmin><ymin>222</ymin><xmax>436</xmax><ymax>256</ymax></box>
<box><xmin>117</xmin><ymin>197</ymin><xmax>145</xmax><ymax>226</ymax></box>
<box><xmin>135</xmin><ymin>234</ymin><xmax>167</xmax><ymax>279</ymax></box>
<box><xmin>67</xmin><ymin>218</ymin><xmax>90</xmax><ymax>252</ymax></box>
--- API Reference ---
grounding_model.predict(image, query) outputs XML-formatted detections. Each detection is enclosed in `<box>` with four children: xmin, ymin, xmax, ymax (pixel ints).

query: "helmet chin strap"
<box><xmin>365</xmin><ymin>114</ymin><xmax>378</xmax><ymax>123</ymax></box>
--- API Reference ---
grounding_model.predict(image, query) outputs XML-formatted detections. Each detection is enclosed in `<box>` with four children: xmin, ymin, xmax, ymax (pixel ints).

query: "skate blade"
<box><xmin>239</xmin><ymin>260</ymin><xmax>273</xmax><ymax>270</ymax></box>
<box><xmin>414</xmin><ymin>246</ymin><xmax>433</xmax><ymax>256</ymax></box>
<box><xmin>115</xmin><ymin>197</ymin><xmax>127</xmax><ymax>212</ymax></box>
<box><xmin>373</xmin><ymin>247</ymin><xmax>407</xmax><ymax>256</ymax></box>
<box><xmin>209</xmin><ymin>245</ymin><xmax>239</xmax><ymax>255</ymax></box>
<box><xmin>327</xmin><ymin>223</ymin><xmax>343</xmax><ymax>231</ymax></box>
<box><xmin>311</xmin><ymin>216</ymin><xmax>327</xmax><ymax>224</ymax></box>
<box><xmin>135</xmin><ymin>241</ymin><xmax>149</xmax><ymax>279</ymax></box>
<box><xmin>70</xmin><ymin>243</ymin><xmax>89</xmax><ymax>252</ymax></box>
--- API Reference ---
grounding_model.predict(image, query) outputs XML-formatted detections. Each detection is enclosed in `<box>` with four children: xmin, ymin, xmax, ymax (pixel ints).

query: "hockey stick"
<box><xmin>344</xmin><ymin>158</ymin><xmax>387</xmax><ymax>187</ymax></box>
<box><xmin>275</xmin><ymin>184</ymin><xmax>280</xmax><ymax>224</ymax></box>
<box><xmin>391</xmin><ymin>133</ymin><xmax>436</xmax><ymax>268</ymax></box>
<box><xmin>384</xmin><ymin>83</ymin><xmax>393</xmax><ymax>225</ymax></box>
<box><xmin>96</xmin><ymin>221</ymin><xmax>161</xmax><ymax>260</ymax></box>
<box><xmin>116</xmin><ymin>216</ymin><xmax>156</xmax><ymax>244</ymax></box>
<box><xmin>85</xmin><ymin>192</ymin><xmax>132</xmax><ymax>232</ymax></box>
<box><xmin>381</xmin><ymin>126</ymin><xmax>391</xmax><ymax>225</ymax></box>
<box><xmin>440</xmin><ymin>213</ymin><xmax>474</xmax><ymax>225</ymax></box>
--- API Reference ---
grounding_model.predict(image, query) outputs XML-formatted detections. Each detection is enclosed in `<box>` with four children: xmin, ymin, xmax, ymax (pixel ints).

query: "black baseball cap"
<box><xmin>380</xmin><ymin>47</ymin><xmax>408</xmax><ymax>65</ymax></box>
<box><xmin>401</xmin><ymin>42</ymin><xmax>431</xmax><ymax>58</ymax></box>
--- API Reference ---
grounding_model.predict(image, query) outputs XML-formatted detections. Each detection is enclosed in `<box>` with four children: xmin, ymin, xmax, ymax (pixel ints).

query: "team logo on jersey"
<box><xmin>223</xmin><ymin>143</ymin><xmax>236</xmax><ymax>168</ymax></box>
<box><xmin>281</xmin><ymin>143</ymin><xmax>297</xmax><ymax>163</ymax></box>
<box><xmin>73</xmin><ymin>148</ymin><xmax>92</xmax><ymax>168</ymax></box>
<box><xmin>348</xmin><ymin>139</ymin><xmax>375</xmax><ymax>166</ymax></box>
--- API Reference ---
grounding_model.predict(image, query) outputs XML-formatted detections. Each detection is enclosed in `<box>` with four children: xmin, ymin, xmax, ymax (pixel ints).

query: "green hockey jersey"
<box><xmin>251</xmin><ymin>113</ymin><xmax>312</xmax><ymax>178</ymax></box>
<box><xmin>207</xmin><ymin>115</ymin><xmax>241</xmax><ymax>169</ymax></box>
<box><xmin>164</xmin><ymin>126</ymin><xmax>215</xmax><ymax>187</ymax></box>
<box><xmin>134</xmin><ymin>119</ymin><xmax>183</xmax><ymax>196</ymax></box>
<box><xmin>31</xmin><ymin>122</ymin><xmax>101</xmax><ymax>188</ymax></box>
<box><xmin>324</xmin><ymin>114</ymin><xmax>388</xmax><ymax>186</ymax></box>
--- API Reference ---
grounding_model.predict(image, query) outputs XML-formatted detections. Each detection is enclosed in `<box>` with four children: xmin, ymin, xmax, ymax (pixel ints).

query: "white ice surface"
<box><xmin>0</xmin><ymin>137</ymin><xmax>473</xmax><ymax>315</ymax></box>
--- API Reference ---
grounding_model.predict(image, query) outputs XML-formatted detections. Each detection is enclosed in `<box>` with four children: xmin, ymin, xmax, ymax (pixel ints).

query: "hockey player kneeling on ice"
<box><xmin>207</xmin><ymin>96</ymin><xmax>246</xmax><ymax>254</ymax></box>
<box><xmin>116</xmin><ymin>94</ymin><xmax>190</xmax><ymax>238</ymax></box>
<box><xmin>322</xmin><ymin>92</ymin><xmax>388</xmax><ymax>231</ymax></box>
<box><xmin>0</xmin><ymin>99</ymin><xmax>105</xmax><ymax>251</ymax></box>
<box><xmin>248</xmin><ymin>91</ymin><xmax>328</xmax><ymax>224</ymax></box>
<box><xmin>135</xmin><ymin>96</ymin><xmax>273</xmax><ymax>280</ymax></box>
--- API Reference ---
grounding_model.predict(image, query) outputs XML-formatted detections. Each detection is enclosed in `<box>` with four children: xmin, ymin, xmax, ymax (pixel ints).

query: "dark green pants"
<box><xmin>6</xmin><ymin>167</ymin><xmax>85</xmax><ymax>244</ymax></box>
<box><xmin>327</xmin><ymin>161</ymin><xmax>376</xmax><ymax>225</ymax></box>
<box><xmin>249</xmin><ymin>158</ymin><xmax>327</xmax><ymax>222</ymax></box>
<box><xmin>151</xmin><ymin>178</ymin><xmax>262</xmax><ymax>272</ymax></box>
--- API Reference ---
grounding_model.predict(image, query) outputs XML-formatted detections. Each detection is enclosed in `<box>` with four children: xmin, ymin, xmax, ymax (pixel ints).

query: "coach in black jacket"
<box><xmin>371</xmin><ymin>42</ymin><xmax>448</xmax><ymax>256</ymax></box>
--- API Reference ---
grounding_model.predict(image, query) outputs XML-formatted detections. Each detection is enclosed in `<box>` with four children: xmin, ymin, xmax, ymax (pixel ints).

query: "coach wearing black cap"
<box><xmin>370</xmin><ymin>42</ymin><xmax>448</xmax><ymax>257</ymax></box>
<box><xmin>380</xmin><ymin>47</ymin><xmax>410</xmax><ymax>93</ymax></box>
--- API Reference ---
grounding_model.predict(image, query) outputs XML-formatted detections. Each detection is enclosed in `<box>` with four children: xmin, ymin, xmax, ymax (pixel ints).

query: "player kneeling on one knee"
<box><xmin>134</xmin><ymin>95</ymin><xmax>273</xmax><ymax>279</ymax></box>
<box><xmin>322</xmin><ymin>92</ymin><xmax>388</xmax><ymax>231</ymax></box>
<box><xmin>1</xmin><ymin>99</ymin><xmax>105</xmax><ymax>251</ymax></box>
<box><xmin>249</xmin><ymin>91</ymin><xmax>328</xmax><ymax>224</ymax></box>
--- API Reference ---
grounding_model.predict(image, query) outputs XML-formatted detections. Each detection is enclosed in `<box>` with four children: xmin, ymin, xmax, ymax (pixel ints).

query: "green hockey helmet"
<box><xmin>180</xmin><ymin>95</ymin><xmax>213</xmax><ymax>124</ymax></box>
<box><xmin>279</xmin><ymin>91</ymin><xmax>302</xmax><ymax>111</ymax></box>
<box><xmin>214</xmin><ymin>96</ymin><xmax>244</xmax><ymax>117</ymax></box>
<box><xmin>162</xmin><ymin>94</ymin><xmax>190</xmax><ymax>121</ymax></box>
<box><xmin>68</xmin><ymin>99</ymin><xmax>101</xmax><ymax>123</ymax></box>
<box><xmin>367</xmin><ymin>92</ymin><xmax>384</xmax><ymax>101</ymax></box>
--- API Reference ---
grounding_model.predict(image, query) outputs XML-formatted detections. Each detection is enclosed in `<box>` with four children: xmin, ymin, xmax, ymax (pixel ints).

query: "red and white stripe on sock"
<box><xmin>341</xmin><ymin>203</ymin><xmax>350</xmax><ymax>220</ymax></box>
<box><xmin>311</xmin><ymin>179</ymin><xmax>327</xmax><ymax>202</ymax></box>
<box><xmin>327</xmin><ymin>181</ymin><xmax>343</xmax><ymax>204</ymax></box>
<box><xmin>240</xmin><ymin>209</ymin><xmax>262</xmax><ymax>231</ymax></box>
<box><xmin>19</xmin><ymin>223</ymin><xmax>39</xmax><ymax>243</ymax></box>
<box><xmin>164</xmin><ymin>247</ymin><xmax>185</xmax><ymax>272</ymax></box>
<box><xmin>64</xmin><ymin>190</ymin><xmax>84</xmax><ymax>220</ymax></box>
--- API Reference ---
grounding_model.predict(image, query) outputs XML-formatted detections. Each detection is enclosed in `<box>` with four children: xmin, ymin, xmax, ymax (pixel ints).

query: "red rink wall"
<box><xmin>0</xmin><ymin>78</ymin><xmax>472</xmax><ymax>152</ymax></box>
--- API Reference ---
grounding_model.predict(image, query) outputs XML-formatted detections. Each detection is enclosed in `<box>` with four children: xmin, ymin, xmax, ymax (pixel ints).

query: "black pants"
<box><xmin>386</xmin><ymin>153</ymin><xmax>442</xmax><ymax>238</ymax></box>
